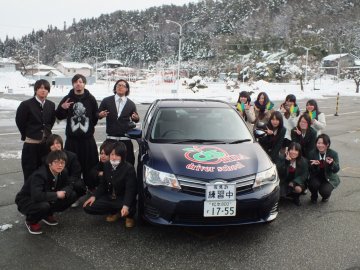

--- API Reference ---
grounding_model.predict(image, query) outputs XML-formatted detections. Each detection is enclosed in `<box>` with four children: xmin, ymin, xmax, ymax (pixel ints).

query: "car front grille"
<box><xmin>177</xmin><ymin>174</ymin><xmax>256</xmax><ymax>197</ymax></box>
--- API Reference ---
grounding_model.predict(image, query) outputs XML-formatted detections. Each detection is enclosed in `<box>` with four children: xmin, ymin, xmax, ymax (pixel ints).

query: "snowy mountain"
<box><xmin>0</xmin><ymin>0</ymin><xmax>359</xmax><ymax>75</ymax></box>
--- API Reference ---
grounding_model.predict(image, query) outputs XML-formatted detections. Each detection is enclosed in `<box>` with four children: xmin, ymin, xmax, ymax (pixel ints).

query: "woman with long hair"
<box><xmin>291</xmin><ymin>114</ymin><xmax>317</xmax><ymax>159</ymax></box>
<box><xmin>279</xmin><ymin>94</ymin><xmax>300</xmax><ymax>151</ymax></box>
<box><xmin>305</xmin><ymin>99</ymin><xmax>326</xmax><ymax>135</ymax></box>
<box><xmin>276</xmin><ymin>142</ymin><xmax>309</xmax><ymax>206</ymax></box>
<box><xmin>258</xmin><ymin>111</ymin><xmax>286</xmax><ymax>163</ymax></box>
<box><xmin>308</xmin><ymin>134</ymin><xmax>340</xmax><ymax>203</ymax></box>
<box><xmin>236</xmin><ymin>91</ymin><xmax>255</xmax><ymax>124</ymax></box>
<box><xmin>253</xmin><ymin>91</ymin><xmax>275</xmax><ymax>128</ymax></box>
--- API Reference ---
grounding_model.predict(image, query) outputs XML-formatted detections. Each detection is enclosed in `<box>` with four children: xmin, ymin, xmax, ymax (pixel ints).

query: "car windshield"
<box><xmin>150</xmin><ymin>107</ymin><xmax>253</xmax><ymax>143</ymax></box>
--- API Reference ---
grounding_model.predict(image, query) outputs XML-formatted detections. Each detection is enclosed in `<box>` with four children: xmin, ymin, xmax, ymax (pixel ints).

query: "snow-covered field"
<box><xmin>0</xmin><ymin>71</ymin><xmax>359</xmax><ymax>111</ymax></box>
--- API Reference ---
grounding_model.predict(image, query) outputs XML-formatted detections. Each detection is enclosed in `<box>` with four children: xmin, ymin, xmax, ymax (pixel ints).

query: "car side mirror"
<box><xmin>254</xmin><ymin>129</ymin><xmax>266</xmax><ymax>139</ymax></box>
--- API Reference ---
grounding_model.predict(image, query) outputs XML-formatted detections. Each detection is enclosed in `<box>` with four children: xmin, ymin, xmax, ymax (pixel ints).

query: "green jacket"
<box><xmin>276</xmin><ymin>155</ymin><xmax>309</xmax><ymax>187</ymax></box>
<box><xmin>308</xmin><ymin>148</ymin><xmax>340</xmax><ymax>188</ymax></box>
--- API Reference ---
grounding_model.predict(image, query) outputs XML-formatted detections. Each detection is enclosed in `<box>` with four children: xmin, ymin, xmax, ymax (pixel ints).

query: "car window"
<box><xmin>150</xmin><ymin>107</ymin><xmax>252</xmax><ymax>142</ymax></box>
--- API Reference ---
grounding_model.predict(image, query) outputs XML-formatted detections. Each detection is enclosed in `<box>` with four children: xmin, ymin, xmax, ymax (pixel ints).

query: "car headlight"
<box><xmin>253</xmin><ymin>165</ymin><xmax>278</xmax><ymax>188</ymax></box>
<box><xmin>144</xmin><ymin>165</ymin><xmax>181</xmax><ymax>189</ymax></box>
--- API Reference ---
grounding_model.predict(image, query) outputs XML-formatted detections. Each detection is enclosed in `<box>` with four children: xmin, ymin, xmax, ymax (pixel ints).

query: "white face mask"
<box><xmin>110</xmin><ymin>160</ymin><xmax>120</xmax><ymax>167</ymax></box>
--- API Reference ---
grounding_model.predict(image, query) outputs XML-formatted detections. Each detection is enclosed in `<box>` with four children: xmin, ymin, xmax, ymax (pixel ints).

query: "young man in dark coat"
<box><xmin>55</xmin><ymin>74</ymin><xmax>99</xmax><ymax>191</ymax></box>
<box><xmin>15</xmin><ymin>150</ymin><xmax>77</xmax><ymax>234</ymax></box>
<box><xmin>83</xmin><ymin>142</ymin><xmax>137</xmax><ymax>228</ymax></box>
<box><xmin>45</xmin><ymin>134</ymin><xmax>86</xmax><ymax>199</ymax></box>
<box><xmin>15</xmin><ymin>79</ymin><xmax>56</xmax><ymax>181</ymax></box>
<box><xmin>98</xmin><ymin>79</ymin><xmax>139</xmax><ymax>165</ymax></box>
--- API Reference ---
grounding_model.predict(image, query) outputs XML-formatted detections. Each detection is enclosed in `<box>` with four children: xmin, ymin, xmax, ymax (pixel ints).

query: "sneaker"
<box><xmin>321</xmin><ymin>197</ymin><xmax>329</xmax><ymax>202</ymax></box>
<box><xmin>42</xmin><ymin>216</ymin><xmax>58</xmax><ymax>226</ymax></box>
<box><xmin>106</xmin><ymin>213</ymin><xmax>121</xmax><ymax>222</ymax></box>
<box><xmin>25</xmin><ymin>221</ymin><xmax>42</xmax><ymax>235</ymax></box>
<box><xmin>125</xmin><ymin>217</ymin><xmax>135</xmax><ymax>228</ymax></box>
<box><xmin>71</xmin><ymin>200</ymin><xmax>80</xmax><ymax>208</ymax></box>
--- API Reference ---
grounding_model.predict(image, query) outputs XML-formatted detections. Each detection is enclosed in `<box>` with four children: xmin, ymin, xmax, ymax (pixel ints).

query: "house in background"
<box><xmin>100</xmin><ymin>59</ymin><xmax>123</xmax><ymax>69</ymax></box>
<box><xmin>321</xmin><ymin>53</ymin><xmax>355</xmax><ymax>75</ymax></box>
<box><xmin>24</xmin><ymin>63</ymin><xmax>57</xmax><ymax>76</ymax></box>
<box><xmin>56</xmin><ymin>61</ymin><xmax>93</xmax><ymax>77</ymax></box>
<box><xmin>0</xmin><ymin>58</ymin><xmax>18</xmax><ymax>72</ymax></box>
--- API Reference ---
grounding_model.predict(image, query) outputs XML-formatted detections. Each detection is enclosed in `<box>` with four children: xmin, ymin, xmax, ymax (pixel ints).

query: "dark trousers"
<box><xmin>21</xmin><ymin>142</ymin><xmax>47</xmax><ymax>181</ymax></box>
<box><xmin>65</xmin><ymin>137</ymin><xmax>99</xmax><ymax>189</ymax></box>
<box><xmin>308</xmin><ymin>176</ymin><xmax>334</xmax><ymax>200</ymax></box>
<box><xmin>16</xmin><ymin>191</ymin><xmax>77</xmax><ymax>223</ymax></box>
<box><xmin>105</xmin><ymin>139</ymin><xmax>135</xmax><ymax>165</ymax></box>
<box><xmin>84</xmin><ymin>195</ymin><xmax>135</xmax><ymax>217</ymax></box>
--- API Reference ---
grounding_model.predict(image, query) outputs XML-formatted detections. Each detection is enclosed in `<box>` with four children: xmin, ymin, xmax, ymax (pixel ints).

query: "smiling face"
<box><xmin>299</xmin><ymin>117</ymin><xmax>309</xmax><ymax>130</ymax></box>
<box><xmin>110</xmin><ymin>150</ymin><xmax>121</xmax><ymax>162</ymax></box>
<box><xmin>240</xmin><ymin>96</ymin><xmax>248</xmax><ymax>104</ymax></box>
<box><xmin>316</xmin><ymin>138</ymin><xmax>328</xmax><ymax>153</ymax></box>
<box><xmin>306</xmin><ymin>103</ymin><xmax>315</xmax><ymax>112</ymax></box>
<box><xmin>259</xmin><ymin>94</ymin><xmax>265</xmax><ymax>105</ymax></box>
<box><xmin>289</xmin><ymin>147</ymin><xmax>300</xmax><ymax>160</ymax></box>
<box><xmin>50</xmin><ymin>140</ymin><xmax>62</xmax><ymax>151</ymax></box>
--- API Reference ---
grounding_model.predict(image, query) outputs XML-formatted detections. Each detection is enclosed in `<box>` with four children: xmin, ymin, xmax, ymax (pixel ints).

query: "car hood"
<box><xmin>146</xmin><ymin>142</ymin><xmax>273</xmax><ymax>180</ymax></box>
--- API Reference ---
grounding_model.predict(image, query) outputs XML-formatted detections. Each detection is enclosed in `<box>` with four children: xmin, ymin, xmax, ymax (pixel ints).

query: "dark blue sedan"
<box><xmin>128</xmin><ymin>99</ymin><xmax>279</xmax><ymax>226</ymax></box>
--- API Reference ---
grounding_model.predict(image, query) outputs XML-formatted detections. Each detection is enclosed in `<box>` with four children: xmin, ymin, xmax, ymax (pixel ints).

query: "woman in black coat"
<box><xmin>258</xmin><ymin>111</ymin><xmax>286</xmax><ymax>163</ymax></box>
<box><xmin>83</xmin><ymin>142</ymin><xmax>137</xmax><ymax>228</ymax></box>
<box><xmin>308</xmin><ymin>134</ymin><xmax>340</xmax><ymax>203</ymax></box>
<box><xmin>291</xmin><ymin>113</ymin><xmax>317</xmax><ymax>159</ymax></box>
<box><xmin>276</xmin><ymin>142</ymin><xmax>309</xmax><ymax>206</ymax></box>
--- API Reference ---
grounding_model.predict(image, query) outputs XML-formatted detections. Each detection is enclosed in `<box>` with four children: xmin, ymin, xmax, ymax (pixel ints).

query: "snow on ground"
<box><xmin>0</xmin><ymin>72</ymin><xmax>359</xmax><ymax>111</ymax></box>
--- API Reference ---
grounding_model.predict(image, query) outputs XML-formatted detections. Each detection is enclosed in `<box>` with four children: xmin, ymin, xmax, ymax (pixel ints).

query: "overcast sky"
<box><xmin>0</xmin><ymin>0</ymin><xmax>199</xmax><ymax>41</ymax></box>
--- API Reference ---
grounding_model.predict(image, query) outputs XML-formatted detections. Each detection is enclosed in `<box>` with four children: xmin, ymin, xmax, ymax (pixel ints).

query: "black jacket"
<box><xmin>56</xmin><ymin>89</ymin><xmax>99</xmax><ymax>138</ymax></box>
<box><xmin>15</xmin><ymin>165</ymin><xmax>73</xmax><ymax>203</ymax></box>
<box><xmin>15</xmin><ymin>97</ymin><xmax>56</xmax><ymax>141</ymax></box>
<box><xmin>276</xmin><ymin>155</ymin><xmax>309</xmax><ymax>187</ymax></box>
<box><xmin>95</xmin><ymin>161</ymin><xmax>137</xmax><ymax>207</ymax></box>
<box><xmin>291</xmin><ymin>127</ymin><xmax>317</xmax><ymax>159</ymax></box>
<box><xmin>258</xmin><ymin>126</ymin><xmax>286</xmax><ymax>163</ymax></box>
<box><xmin>99</xmin><ymin>95</ymin><xmax>139</xmax><ymax>136</ymax></box>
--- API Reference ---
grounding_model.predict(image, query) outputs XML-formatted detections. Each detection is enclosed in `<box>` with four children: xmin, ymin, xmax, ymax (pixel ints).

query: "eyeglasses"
<box><xmin>52</xmin><ymin>160</ymin><xmax>66</xmax><ymax>166</ymax></box>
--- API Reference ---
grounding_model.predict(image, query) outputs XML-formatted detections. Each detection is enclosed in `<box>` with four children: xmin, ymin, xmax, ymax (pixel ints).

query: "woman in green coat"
<box><xmin>276</xmin><ymin>142</ymin><xmax>309</xmax><ymax>206</ymax></box>
<box><xmin>308</xmin><ymin>134</ymin><xmax>340</xmax><ymax>203</ymax></box>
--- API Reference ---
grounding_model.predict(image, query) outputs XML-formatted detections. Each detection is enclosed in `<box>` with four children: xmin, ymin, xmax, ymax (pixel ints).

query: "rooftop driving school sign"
<box><xmin>183</xmin><ymin>146</ymin><xmax>249</xmax><ymax>173</ymax></box>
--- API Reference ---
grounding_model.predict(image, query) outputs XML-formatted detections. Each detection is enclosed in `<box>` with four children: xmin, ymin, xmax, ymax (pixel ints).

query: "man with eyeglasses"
<box><xmin>98</xmin><ymin>79</ymin><xmax>139</xmax><ymax>165</ymax></box>
<box><xmin>15</xmin><ymin>150</ymin><xmax>77</xmax><ymax>235</ymax></box>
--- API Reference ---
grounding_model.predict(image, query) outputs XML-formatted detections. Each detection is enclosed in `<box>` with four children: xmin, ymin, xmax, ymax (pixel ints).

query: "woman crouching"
<box><xmin>308</xmin><ymin>134</ymin><xmax>340</xmax><ymax>203</ymax></box>
<box><xmin>276</xmin><ymin>142</ymin><xmax>309</xmax><ymax>206</ymax></box>
<box><xmin>83</xmin><ymin>142</ymin><xmax>137</xmax><ymax>228</ymax></box>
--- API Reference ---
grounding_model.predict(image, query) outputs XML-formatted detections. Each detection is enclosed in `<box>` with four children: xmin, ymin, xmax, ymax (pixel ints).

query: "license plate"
<box><xmin>204</xmin><ymin>201</ymin><xmax>236</xmax><ymax>217</ymax></box>
<box><xmin>204</xmin><ymin>183</ymin><xmax>236</xmax><ymax>217</ymax></box>
<box><xmin>205</xmin><ymin>183</ymin><xmax>236</xmax><ymax>201</ymax></box>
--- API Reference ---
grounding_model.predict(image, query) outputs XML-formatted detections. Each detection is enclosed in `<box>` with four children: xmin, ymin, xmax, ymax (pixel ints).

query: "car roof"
<box><xmin>154</xmin><ymin>99</ymin><xmax>231</xmax><ymax>108</ymax></box>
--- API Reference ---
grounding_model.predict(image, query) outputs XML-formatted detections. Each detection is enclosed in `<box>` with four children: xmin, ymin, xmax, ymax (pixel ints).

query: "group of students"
<box><xmin>15</xmin><ymin>75</ymin><xmax>139</xmax><ymax>235</ymax></box>
<box><xmin>236</xmin><ymin>91</ymin><xmax>340</xmax><ymax>206</ymax></box>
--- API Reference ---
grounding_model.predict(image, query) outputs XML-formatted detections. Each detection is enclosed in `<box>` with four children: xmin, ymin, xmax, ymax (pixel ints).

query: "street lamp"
<box><xmin>298</xmin><ymin>45</ymin><xmax>319</xmax><ymax>83</ymax></box>
<box><xmin>165</xmin><ymin>17</ymin><xmax>199</xmax><ymax>93</ymax></box>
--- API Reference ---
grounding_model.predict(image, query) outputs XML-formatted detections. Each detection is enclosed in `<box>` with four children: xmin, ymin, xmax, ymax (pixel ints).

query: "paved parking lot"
<box><xmin>0</xmin><ymin>94</ymin><xmax>359</xmax><ymax>270</ymax></box>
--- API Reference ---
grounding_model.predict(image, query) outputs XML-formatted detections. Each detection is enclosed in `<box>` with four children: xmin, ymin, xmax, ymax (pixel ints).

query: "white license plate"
<box><xmin>205</xmin><ymin>183</ymin><xmax>236</xmax><ymax>201</ymax></box>
<box><xmin>204</xmin><ymin>201</ymin><xmax>236</xmax><ymax>217</ymax></box>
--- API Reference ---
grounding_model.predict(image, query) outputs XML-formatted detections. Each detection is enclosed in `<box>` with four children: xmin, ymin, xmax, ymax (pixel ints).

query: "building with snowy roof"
<box><xmin>0</xmin><ymin>58</ymin><xmax>19</xmax><ymax>72</ymax></box>
<box><xmin>55</xmin><ymin>61</ymin><xmax>93</xmax><ymax>77</ymax></box>
<box><xmin>24</xmin><ymin>63</ymin><xmax>57</xmax><ymax>76</ymax></box>
<box><xmin>321</xmin><ymin>53</ymin><xmax>355</xmax><ymax>75</ymax></box>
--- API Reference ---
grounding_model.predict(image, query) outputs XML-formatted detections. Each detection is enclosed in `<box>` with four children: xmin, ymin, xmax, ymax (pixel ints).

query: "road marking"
<box><xmin>326</xmin><ymin>111</ymin><xmax>360</xmax><ymax>117</ymax></box>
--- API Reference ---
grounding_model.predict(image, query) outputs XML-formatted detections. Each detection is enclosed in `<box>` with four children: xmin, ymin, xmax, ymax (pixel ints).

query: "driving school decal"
<box><xmin>183</xmin><ymin>146</ymin><xmax>249</xmax><ymax>173</ymax></box>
